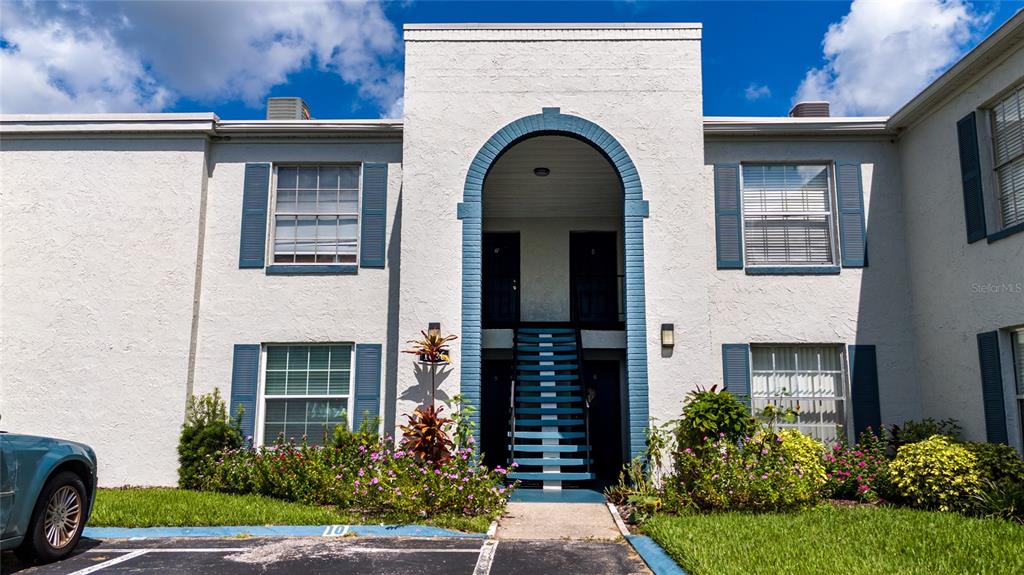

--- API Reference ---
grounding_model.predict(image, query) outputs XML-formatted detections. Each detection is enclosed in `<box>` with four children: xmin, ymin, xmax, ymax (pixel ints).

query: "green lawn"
<box><xmin>89</xmin><ymin>488</ymin><xmax>494</xmax><ymax>533</ymax></box>
<box><xmin>644</xmin><ymin>504</ymin><xmax>1024</xmax><ymax>575</ymax></box>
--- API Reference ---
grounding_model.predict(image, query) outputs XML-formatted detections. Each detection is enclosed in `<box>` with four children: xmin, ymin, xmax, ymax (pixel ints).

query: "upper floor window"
<box><xmin>273</xmin><ymin>166</ymin><xmax>360</xmax><ymax>265</ymax></box>
<box><xmin>751</xmin><ymin>344</ymin><xmax>847</xmax><ymax>443</ymax></box>
<box><xmin>991</xmin><ymin>85</ymin><xmax>1024</xmax><ymax>229</ymax></box>
<box><xmin>741</xmin><ymin>164</ymin><xmax>836</xmax><ymax>267</ymax></box>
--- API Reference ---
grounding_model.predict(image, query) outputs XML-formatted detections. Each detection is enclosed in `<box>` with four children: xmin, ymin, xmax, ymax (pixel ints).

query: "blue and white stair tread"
<box><xmin>508</xmin><ymin>444</ymin><xmax>589</xmax><ymax>452</ymax></box>
<box><xmin>508</xmin><ymin>471</ymin><xmax>595</xmax><ymax>481</ymax></box>
<box><xmin>517</xmin><ymin>327</ymin><xmax>575</xmax><ymax>334</ymax></box>
<box><xmin>513</xmin><ymin>457</ymin><xmax>591</xmax><ymax>466</ymax></box>
<box><xmin>508</xmin><ymin>430</ymin><xmax>585</xmax><ymax>439</ymax></box>
<box><xmin>514</xmin><ymin>418</ymin><xmax>584</xmax><ymax>427</ymax></box>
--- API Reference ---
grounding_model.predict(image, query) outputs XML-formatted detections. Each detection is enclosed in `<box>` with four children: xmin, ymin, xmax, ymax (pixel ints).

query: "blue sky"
<box><xmin>1</xmin><ymin>1</ymin><xmax>1021</xmax><ymax>119</ymax></box>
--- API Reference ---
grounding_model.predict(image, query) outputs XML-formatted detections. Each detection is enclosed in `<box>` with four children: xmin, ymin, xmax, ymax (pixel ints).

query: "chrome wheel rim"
<box><xmin>43</xmin><ymin>485</ymin><xmax>81</xmax><ymax>549</ymax></box>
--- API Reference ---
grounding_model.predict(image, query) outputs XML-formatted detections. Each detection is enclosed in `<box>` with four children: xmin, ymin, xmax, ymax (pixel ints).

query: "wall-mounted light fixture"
<box><xmin>661</xmin><ymin>323</ymin><xmax>675</xmax><ymax>348</ymax></box>
<box><xmin>428</xmin><ymin>322</ymin><xmax>441</xmax><ymax>337</ymax></box>
<box><xmin>533</xmin><ymin>167</ymin><xmax>550</xmax><ymax>177</ymax></box>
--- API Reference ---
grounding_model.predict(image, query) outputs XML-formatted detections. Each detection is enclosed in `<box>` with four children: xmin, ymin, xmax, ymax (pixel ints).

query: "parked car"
<box><xmin>0</xmin><ymin>432</ymin><xmax>97</xmax><ymax>563</ymax></box>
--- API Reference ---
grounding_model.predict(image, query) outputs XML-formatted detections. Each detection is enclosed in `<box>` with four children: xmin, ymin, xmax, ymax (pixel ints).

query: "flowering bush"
<box><xmin>823</xmin><ymin>441</ymin><xmax>890</xmax><ymax>502</ymax></box>
<box><xmin>671</xmin><ymin>430</ymin><xmax>823</xmax><ymax>512</ymax></box>
<box><xmin>889</xmin><ymin>435</ymin><xmax>982</xmax><ymax>512</ymax></box>
<box><xmin>675</xmin><ymin>387</ymin><xmax>755</xmax><ymax>452</ymax></box>
<box><xmin>203</xmin><ymin>434</ymin><xmax>515</xmax><ymax>518</ymax></box>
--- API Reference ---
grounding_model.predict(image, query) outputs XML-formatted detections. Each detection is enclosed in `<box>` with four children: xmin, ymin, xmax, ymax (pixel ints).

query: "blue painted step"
<box><xmin>517</xmin><ymin>335</ymin><xmax>576</xmax><ymax>343</ymax></box>
<box><xmin>515</xmin><ymin>418</ymin><xmax>584</xmax><ymax>427</ymax></box>
<box><xmin>518</xmin><ymin>373</ymin><xmax>578</xmax><ymax>382</ymax></box>
<box><xmin>516</xmin><ymin>396</ymin><xmax>581</xmax><ymax>403</ymax></box>
<box><xmin>517</xmin><ymin>354</ymin><xmax>579</xmax><ymax>362</ymax></box>
<box><xmin>517</xmin><ymin>327</ymin><xmax>575</xmax><ymax>334</ymax></box>
<box><xmin>509</xmin><ymin>444</ymin><xmax>589</xmax><ymax>453</ymax></box>
<box><xmin>508</xmin><ymin>430</ymin><xmax>585</xmax><ymax>439</ymax></box>
<box><xmin>516</xmin><ymin>385</ymin><xmax>581</xmax><ymax>392</ymax></box>
<box><xmin>508</xmin><ymin>472</ymin><xmax>595</xmax><ymax>481</ymax></box>
<box><xmin>517</xmin><ymin>345</ymin><xmax>576</xmax><ymax>352</ymax></box>
<box><xmin>513</xmin><ymin>457</ymin><xmax>591</xmax><ymax>466</ymax></box>
<box><xmin>517</xmin><ymin>407</ymin><xmax>584</xmax><ymax>415</ymax></box>
<box><xmin>517</xmin><ymin>364</ymin><xmax>578</xmax><ymax>371</ymax></box>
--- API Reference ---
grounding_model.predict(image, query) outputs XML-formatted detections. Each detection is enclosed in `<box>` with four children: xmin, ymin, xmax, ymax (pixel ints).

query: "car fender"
<box><xmin>5</xmin><ymin>436</ymin><xmax>96</xmax><ymax>541</ymax></box>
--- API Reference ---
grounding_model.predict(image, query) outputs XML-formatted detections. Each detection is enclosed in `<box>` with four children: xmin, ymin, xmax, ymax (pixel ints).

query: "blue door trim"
<box><xmin>460</xmin><ymin>108</ymin><xmax>650</xmax><ymax>458</ymax></box>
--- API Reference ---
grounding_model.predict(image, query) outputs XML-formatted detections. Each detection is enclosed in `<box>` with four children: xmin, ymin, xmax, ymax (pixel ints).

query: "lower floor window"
<box><xmin>261</xmin><ymin>344</ymin><xmax>352</xmax><ymax>445</ymax></box>
<box><xmin>751</xmin><ymin>344</ymin><xmax>847</xmax><ymax>443</ymax></box>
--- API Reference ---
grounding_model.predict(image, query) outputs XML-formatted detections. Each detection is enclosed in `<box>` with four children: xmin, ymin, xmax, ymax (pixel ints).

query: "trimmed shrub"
<box><xmin>675</xmin><ymin>387</ymin><xmax>755</xmax><ymax>453</ymax></box>
<box><xmin>889</xmin><ymin>435</ymin><xmax>982</xmax><ymax>512</ymax></box>
<box><xmin>672</xmin><ymin>430</ymin><xmax>824</xmax><ymax>513</ymax></box>
<box><xmin>823</xmin><ymin>441</ymin><xmax>890</xmax><ymax>502</ymax></box>
<box><xmin>962</xmin><ymin>442</ymin><xmax>1024</xmax><ymax>484</ymax></box>
<box><xmin>778</xmin><ymin>429</ymin><xmax>827</xmax><ymax>492</ymax></box>
<box><xmin>888</xmin><ymin>418</ymin><xmax>961</xmax><ymax>451</ymax></box>
<box><xmin>178</xmin><ymin>389</ymin><xmax>243</xmax><ymax>490</ymax></box>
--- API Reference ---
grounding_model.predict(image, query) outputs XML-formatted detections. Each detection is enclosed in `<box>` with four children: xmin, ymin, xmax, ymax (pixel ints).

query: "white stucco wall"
<box><xmin>0</xmin><ymin>137</ymin><xmax>207</xmax><ymax>486</ymax></box>
<box><xmin>399</xmin><ymin>24</ymin><xmax>706</xmax><ymax>433</ymax></box>
<box><xmin>704</xmin><ymin>139</ymin><xmax>921</xmax><ymax>428</ymax></box>
<box><xmin>192</xmin><ymin>140</ymin><xmax>403</xmax><ymax>445</ymax></box>
<box><xmin>484</xmin><ymin>216</ymin><xmax>622</xmax><ymax>322</ymax></box>
<box><xmin>898</xmin><ymin>45</ymin><xmax>1024</xmax><ymax>445</ymax></box>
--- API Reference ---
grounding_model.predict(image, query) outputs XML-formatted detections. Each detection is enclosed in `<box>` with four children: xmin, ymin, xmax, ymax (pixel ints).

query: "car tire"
<box><xmin>16</xmin><ymin>471</ymin><xmax>88</xmax><ymax>564</ymax></box>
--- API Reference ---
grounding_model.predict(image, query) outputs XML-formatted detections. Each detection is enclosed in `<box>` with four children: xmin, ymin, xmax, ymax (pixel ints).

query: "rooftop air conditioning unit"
<box><xmin>266</xmin><ymin>97</ymin><xmax>311</xmax><ymax>120</ymax></box>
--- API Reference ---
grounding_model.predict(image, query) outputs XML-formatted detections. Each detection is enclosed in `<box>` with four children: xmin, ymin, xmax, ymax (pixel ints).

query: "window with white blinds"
<box><xmin>273</xmin><ymin>165</ymin><xmax>360</xmax><ymax>264</ymax></box>
<box><xmin>741</xmin><ymin>164</ymin><xmax>836</xmax><ymax>266</ymax></box>
<box><xmin>991</xmin><ymin>85</ymin><xmax>1024</xmax><ymax>229</ymax></box>
<box><xmin>751</xmin><ymin>345</ymin><xmax>847</xmax><ymax>443</ymax></box>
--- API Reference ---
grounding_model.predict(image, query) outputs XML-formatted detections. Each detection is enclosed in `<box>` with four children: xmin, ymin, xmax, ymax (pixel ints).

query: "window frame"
<box><xmin>738</xmin><ymin>162</ymin><xmax>842</xmax><ymax>270</ymax></box>
<box><xmin>986</xmin><ymin>81</ymin><xmax>1024</xmax><ymax>234</ymax></box>
<box><xmin>748</xmin><ymin>343</ymin><xmax>853</xmax><ymax>444</ymax></box>
<box><xmin>254</xmin><ymin>343</ymin><xmax>356</xmax><ymax>447</ymax></box>
<box><xmin>267</xmin><ymin>163</ymin><xmax>364</xmax><ymax>268</ymax></box>
<box><xmin>1012</xmin><ymin>329</ymin><xmax>1024</xmax><ymax>451</ymax></box>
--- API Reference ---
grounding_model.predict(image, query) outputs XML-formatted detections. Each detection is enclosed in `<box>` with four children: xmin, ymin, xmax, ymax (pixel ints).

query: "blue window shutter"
<box><xmin>836</xmin><ymin>162</ymin><xmax>868</xmax><ymax>268</ymax></box>
<box><xmin>230</xmin><ymin>344</ymin><xmax>260</xmax><ymax>441</ymax></box>
<box><xmin>849</xmin><ymin>345</ymin><xmax>881</xmax><ymax>438</ymax></box>
<box><xmin>238</xmin><ymin>163</ymin><xmax>271</xmax><ymax>268</ymax></box>
<box><xmin>353</xmin><ymin>343</ymin><xmax>382</xmax><ymax>432</ymax></box>
<box><xmin>360</xmin><ymin>163</ymin><xmax>388</xmax><ymax>268</ymax></box>
<box><xmin>722</xmin><ymin>343</ymin><xmax>751</xmax><ymax>408</ymax></box>
<box><xmin>977</xmin><ymin>331</ymin><xmax>1008</xmax><ymax>444</ymax></box>
<box><xmin>957</xmin><ymin>112</ymin><xmax>988</xmax><ymax>243</ymax></box>
<box><xmin>714</xmin><ymin>164</ymin><xmax>743</xmax><ymax>269</ymax></box>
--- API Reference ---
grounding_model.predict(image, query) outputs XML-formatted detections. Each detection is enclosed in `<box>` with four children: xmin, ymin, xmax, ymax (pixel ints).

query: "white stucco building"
<box><xmin>2</xmin><ymin>18</ymin><xmax>1023</xmax><ymax>487</ymax></box>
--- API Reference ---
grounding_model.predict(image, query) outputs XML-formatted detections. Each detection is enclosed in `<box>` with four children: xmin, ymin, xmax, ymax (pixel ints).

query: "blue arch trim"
<box><xmin>459</xmin><ymin>108</ymin><xmax>650</xmax><ymax>458</ymax></box>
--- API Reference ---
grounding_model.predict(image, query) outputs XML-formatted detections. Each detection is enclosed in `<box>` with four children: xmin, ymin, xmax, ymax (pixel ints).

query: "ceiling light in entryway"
<box><xmin>533</xmin><ymin>167</ymin><xmax>550</xmax><ymax>177</ymax></box>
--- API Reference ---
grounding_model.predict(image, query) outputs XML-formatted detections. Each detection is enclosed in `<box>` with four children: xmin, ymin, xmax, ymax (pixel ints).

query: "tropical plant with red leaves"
<box><xmin>401</xmin><ymin>405</ymin><xmax>454</xmax><ymax>466</ymax></box>
<box><xmin>403</xmin><ymin>330</ymin><xmax>458</xmax><ymax>364</ymax></box>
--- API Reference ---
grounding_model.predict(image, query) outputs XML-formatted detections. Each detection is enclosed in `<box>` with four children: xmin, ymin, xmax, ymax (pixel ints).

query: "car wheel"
<box><xmin>17</xmin><ymin>471</ymin><xmax>88</xmax><ymax>564</ymax></box>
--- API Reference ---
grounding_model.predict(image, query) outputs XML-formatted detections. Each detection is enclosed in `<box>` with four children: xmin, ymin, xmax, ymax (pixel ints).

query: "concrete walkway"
<box><xmin>495</xmin><ymin>502</ymin><xmax>622</xmax><ymax>540</ymax></box>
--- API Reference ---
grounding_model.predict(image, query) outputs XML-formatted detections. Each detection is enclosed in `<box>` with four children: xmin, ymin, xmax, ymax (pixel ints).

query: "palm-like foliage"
<box><xmin>400</xmin><ymin>405</ymin><xmax>454</xmax><ymax>465</ymax></box>
<box><xmin>403</xmin><ymin>331</ymin><xmax>458</xmax><ymax>364</ymax></box>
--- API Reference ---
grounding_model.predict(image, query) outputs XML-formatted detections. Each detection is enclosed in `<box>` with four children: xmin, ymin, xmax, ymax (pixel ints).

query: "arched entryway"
<box><xmin>457</xmin><ymin>108</ymin><xmax>650</xmax><ymax>463</ymax></box>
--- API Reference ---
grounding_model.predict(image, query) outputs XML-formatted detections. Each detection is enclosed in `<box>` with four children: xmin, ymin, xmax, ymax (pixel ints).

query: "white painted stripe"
<box><xmin>68</xmin><ymin>549</ymin><xmax>150</xmax><ymax>574</ymax></box>
<box><xmin>473</xmin><ymin>540</ymin><xmax>499</xmax><ymax>575</ymax></box>
<box><xmin>486</xmin><ymin>520</ymin><xmax>498</xmax><ymax>538</ymax></box>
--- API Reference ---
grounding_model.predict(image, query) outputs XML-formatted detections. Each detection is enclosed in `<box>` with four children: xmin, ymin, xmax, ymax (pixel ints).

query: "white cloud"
<box><xmin>794</xmin><ymin>0</ymin><xmax>990</xmax><ymax>116</ymax></box>
<box><xmin>0</xmin><ymin>1</ymin><xmax>403</xmax><ymax>116</ymax></box>
<box><xmin>744</xmin><ymin>83</ymin><xmax>771</xmax><ymax>101</ymax></box>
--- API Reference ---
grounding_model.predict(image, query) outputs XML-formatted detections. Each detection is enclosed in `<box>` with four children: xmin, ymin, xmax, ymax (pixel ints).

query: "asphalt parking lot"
<box><xmin>1</xmin><ymin>536</ymin><xmax>651</xmax><ymax>575</ymax></box>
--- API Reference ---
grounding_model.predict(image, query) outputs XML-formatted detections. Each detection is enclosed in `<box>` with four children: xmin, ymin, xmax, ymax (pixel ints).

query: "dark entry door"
<box><xmin>483</xmin><ymin>232</ymin><xmax>520</xmax><ymax>327</ymax></box>
<box><xmin>570</xmin><ymin>232</ymin><xmax>619</xmax><ymax>327</ymax></box>
<box><xmin>480</xmin><ymin>359</ymin><xmax>514</xmax><ymax>469</ymax></box>
<box><xmin>584</xmin><ymin>360</ymin><xmax>623</xmax><ymax>485</ymax></box>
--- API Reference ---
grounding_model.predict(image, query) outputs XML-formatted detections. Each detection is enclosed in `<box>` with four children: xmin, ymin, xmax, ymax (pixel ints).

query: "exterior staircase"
<box><xmin>507</xmin><ymin>326</ymin><xmax>594</xmax><ymax>488</ymax></box>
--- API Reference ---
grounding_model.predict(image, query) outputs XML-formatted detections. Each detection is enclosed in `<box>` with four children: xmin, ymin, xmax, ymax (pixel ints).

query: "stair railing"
<box><xmin>508</xmin><ymin>328</ymin><xmax>519</xmax><ymax>468</ymax></box>
<box><xmin>574</xmin><ymin>326</ymin><xmax>591</xmax><ymax>476</ymax></box>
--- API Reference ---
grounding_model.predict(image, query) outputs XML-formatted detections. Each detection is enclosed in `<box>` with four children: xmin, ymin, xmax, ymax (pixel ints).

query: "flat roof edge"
<box><xmin>403</xmin><ymin>22</ymin><xmax>702</xmax><ymax>30</ymax></box>
<box><xmin>704</xmin><ymin>116</ymin><xmax>893</xmax><ymax>136</ymax></box>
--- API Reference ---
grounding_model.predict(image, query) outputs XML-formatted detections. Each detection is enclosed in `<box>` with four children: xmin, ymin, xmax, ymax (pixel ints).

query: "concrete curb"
<box><xmin>625</xmin><ymin>534</ymin><xmax>688</xmax><ymax>575</ymax></box>
<box><xmin>84</xmin><ymin>524</ymin><xmax>486</xmax><ymax>540</ymax></box>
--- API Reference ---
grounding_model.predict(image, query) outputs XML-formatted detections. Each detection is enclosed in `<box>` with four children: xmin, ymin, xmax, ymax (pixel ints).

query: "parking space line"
<box><xmin>86</xmin><ymin>548</ymin><xmax>248</xmax><ymax>553</ymax></box>
<box><xmin>473</xmin><ymin>540</ymin><xmax>499</xmax><ymax>575</ymax></box>
<box><xmin>67</xmin><ymin>550</ymin><xmax>150</xmax><ymax>575</ymax></box>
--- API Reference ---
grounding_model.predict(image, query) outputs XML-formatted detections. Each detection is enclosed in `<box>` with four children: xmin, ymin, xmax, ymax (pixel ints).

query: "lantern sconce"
<box><xmin>661</xmin><ymin>323</ymin><xmax>675</xmax><ymax>348</ymax></box>
<box><xmin>428</xmin><ymin>322</ymin><xmax>441</xmax><ymax>337</ymax></box>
